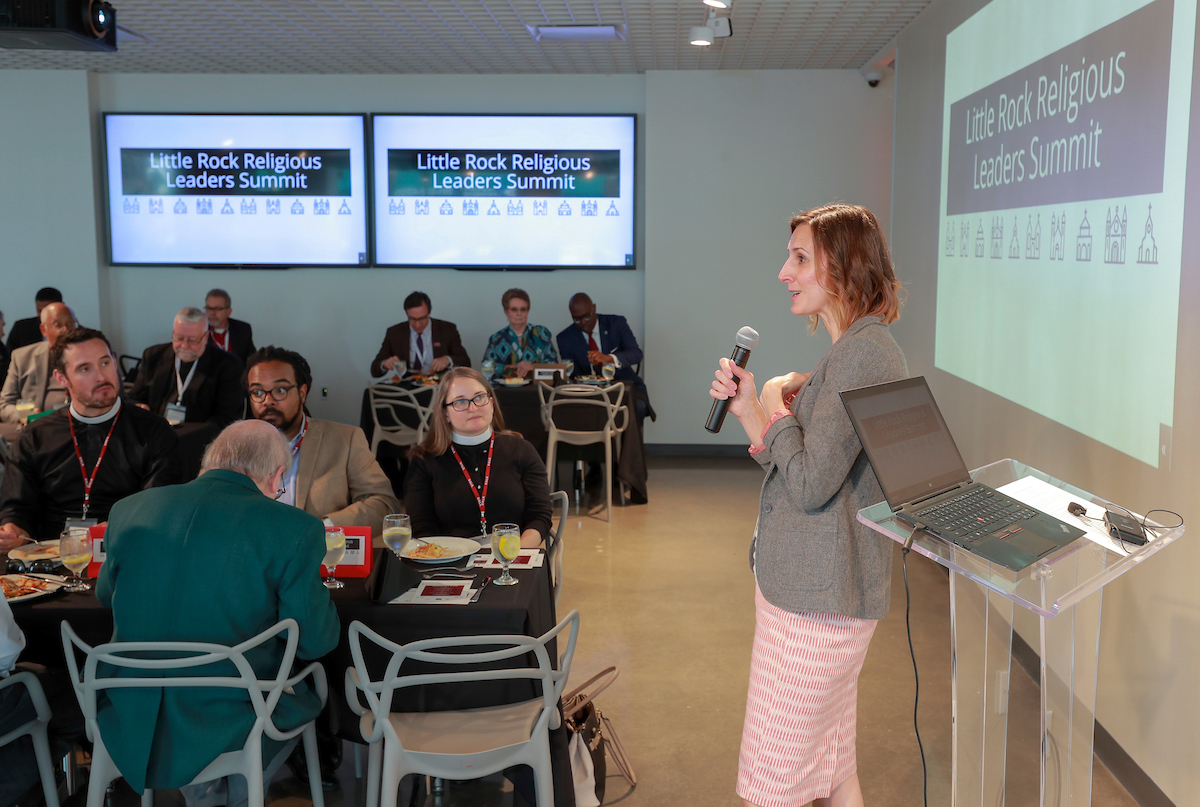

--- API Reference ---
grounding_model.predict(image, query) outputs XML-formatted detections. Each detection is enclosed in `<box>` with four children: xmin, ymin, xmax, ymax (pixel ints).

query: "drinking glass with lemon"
<box><xmin>322</xmin><ymin>527</ymin><xmax>346</xmax><ymax>589</ymax></box>
<box><xmin>60</xmin><ymin>527</ymin><xmax>92</xmax><ymax>592</ymax></box>
<box><xmin>490</xmin><ymin>522</ymin><xmax>521</xmax><ymax>586</ymax></box>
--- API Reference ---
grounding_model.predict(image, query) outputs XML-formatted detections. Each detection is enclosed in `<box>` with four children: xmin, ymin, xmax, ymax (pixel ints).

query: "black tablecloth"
<box><xmin>10</xmin><ymin>550</ymin><xmax>574</xmax><ymax>806</ymax></box>
<box><xmin>360</xmin><ymin>381</ymin><xmax>648</xmax><ymax>500</ymax></box>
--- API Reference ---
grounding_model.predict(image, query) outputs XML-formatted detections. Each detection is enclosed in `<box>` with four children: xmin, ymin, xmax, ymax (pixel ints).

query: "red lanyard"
<box><xmin>68</xmin><ymin>407</ymin><xmax>122</xmax><ymax>519</ymax></box>
<box><xmin>291</xmin><ymin>415</ymin><xmax>308</xmax><ymax>460</ymax></box>
<box><xmin>450</xmin><ymin>434</ymin><xmax>495</xmax><ymax>535</ymax></box>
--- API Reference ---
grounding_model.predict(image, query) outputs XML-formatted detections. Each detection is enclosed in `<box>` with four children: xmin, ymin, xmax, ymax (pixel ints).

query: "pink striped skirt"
<box><xmin>736</xmin><ymin>585</ymin><xmax>877</xmax><ymax>807</ymax></box>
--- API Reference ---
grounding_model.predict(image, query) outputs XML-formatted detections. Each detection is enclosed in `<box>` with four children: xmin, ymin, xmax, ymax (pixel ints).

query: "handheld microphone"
<box><xmin>705</xmin><ymin>326</ymin><xmax>760</xmax><ymax>434</ymax></box>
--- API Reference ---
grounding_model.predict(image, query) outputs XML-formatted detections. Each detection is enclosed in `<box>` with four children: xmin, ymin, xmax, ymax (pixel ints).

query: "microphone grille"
<box><xmin>735</xmin><ymin>326</ymin><xmax>760</xmax><ymax>350</ymax></box>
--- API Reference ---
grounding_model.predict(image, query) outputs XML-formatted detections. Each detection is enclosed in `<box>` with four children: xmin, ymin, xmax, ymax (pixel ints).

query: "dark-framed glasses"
<box><xmin>445</xmin><ymin>392</ymin><xmax>492</xmax><ymax>411</ymax></box>
<box><xmin>249</xmin><ymin>385</ymin><xmax>297</xmax><ymax>402</ymax></box>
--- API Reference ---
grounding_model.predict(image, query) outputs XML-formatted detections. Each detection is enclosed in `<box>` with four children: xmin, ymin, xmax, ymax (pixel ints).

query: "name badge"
<box><xmin>65</xmin><ymin>517</ymin><xmax>98</xmax><ymax>529</ymax></box>
<box><xmin>317</xmin><ymin>526</ymin><xmax>373</xmax><ymax>578</ymax></box>
<box><xmin>87</xmin><ymin>523</ymin><xmax>108</xmax><ymax>578</ymax></box>
<box><xmin>165</xmin><ymin>403</ymin><xmax>187</xmax><ymax>426</ymax></box>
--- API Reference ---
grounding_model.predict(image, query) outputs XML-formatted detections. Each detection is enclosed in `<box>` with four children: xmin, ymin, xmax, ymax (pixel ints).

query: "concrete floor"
<box><xmin>96</xmin><ymin>455</ymin><xmax>1141</xmax><ymax>807</ymax></box>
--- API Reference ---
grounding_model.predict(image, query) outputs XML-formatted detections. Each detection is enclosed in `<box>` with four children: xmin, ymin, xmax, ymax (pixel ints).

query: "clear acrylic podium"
<box><xmin>857</xmin><ymin>459</ymin><xmax>1183</xmax><ymax>807</ymax></box>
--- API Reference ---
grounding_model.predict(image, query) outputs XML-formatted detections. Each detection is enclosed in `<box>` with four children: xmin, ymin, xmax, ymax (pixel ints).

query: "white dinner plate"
<box><xmin>1</xmin><ymin>573</ymin><xmax>67</xmax><ymax>603</ymax></box>
<box><xmin>399</xmin><ymin>536</ymin><xmax>482</xmax><ymax>564</ymax></box>
<box><xmin>8</xmin><ymin>539</ymin><xmax>60</xmax><ymax>563</ymax></box>
<box><xmin>499</xmin><ymin>378</ymin><xmax>530</xmax><ymax>387</ymax></box>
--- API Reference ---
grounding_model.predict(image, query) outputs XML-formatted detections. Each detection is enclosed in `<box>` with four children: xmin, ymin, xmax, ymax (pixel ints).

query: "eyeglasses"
<box><xmin>204</xmin><ymin>305</ymin><xmax>230</xmax><ymax>313</ymax></box>
<box><xmin>248</xmin><ymin>385</ymin><xmax>297</xmax><ymax>401</ymax></box>
<box><xmin>571</xmin><ymin>314</ymin><xmax>593</xmax><ymax>324</ymax></box>
<box><xmin>407</xmin><ymin>315</ymin><xmax>430</xmax><ymax>325</ymax></box>
<box><xmin>172</xmin><ymin>333</ymin><xmax>207</xmax><ymax>346</ymax></box>
<box><xmin>444</xmin><ymin>392</ymin><xmax>492</xmax><ymax>411</ymax></box>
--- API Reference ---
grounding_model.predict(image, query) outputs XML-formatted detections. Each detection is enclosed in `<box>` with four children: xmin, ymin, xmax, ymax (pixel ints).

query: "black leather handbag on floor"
<box><xmin>562</xmin><ymin>666</ymin><xmax>637</xmax><ymax>806</ymax></box>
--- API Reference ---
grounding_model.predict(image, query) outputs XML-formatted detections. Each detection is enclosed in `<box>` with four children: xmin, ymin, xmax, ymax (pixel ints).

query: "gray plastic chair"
<box><xmin>345</xmin><ymin>609</ymin><xmax>581</xmax><ymax>807</ymax></box>
<box><xmin>61</xmin><ymin>618</ymin><xmax>328</xmax><ymax>807</ymax></box>
<box><xmin>538</xmin><ymin>383</ymin><xmax>629</xmax><ymax>521</ymax></box>
<box><xmin>368</xmin><ymin>384</ymin><xmax>433</xmax><ymax>456</ymax></box>
<box><xmin>547</xmin><ymin>490</ymin><xmax>569</xmax><ymax>608</ymax></box>
<box><xmin>0</xmin><ymin>670</ymin><xmax>61</xmax><ymax>807</ymax></box>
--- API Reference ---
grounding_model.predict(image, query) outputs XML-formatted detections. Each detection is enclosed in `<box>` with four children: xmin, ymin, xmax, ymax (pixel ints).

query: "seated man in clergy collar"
<box><xmin>369</xmin><ymin>290</ymin><xmax>471</xmax><ymax>377</ymax></box>
<box><xmin>0</xmin><ymin>301</ymin><xmax>77</xmax><ymax>424</ymax></box>
<box><xmin>247</xmin><ymin>345</ymin><xmax>399</xmax><ymax>537</ymax></box>
<box><xmin>129</xmin><ymin>307</ymin><xmax>246</xmax><ymax>429</ymax></box>
<box><xmin>204</xmin><ymin>288</ymin><xmax>256</xmax><ymax>364</ymax></box>
<box><xmin>0</xmin><ymin>327</ymin><xmax>179</xmax><ymax>551</ymax></box>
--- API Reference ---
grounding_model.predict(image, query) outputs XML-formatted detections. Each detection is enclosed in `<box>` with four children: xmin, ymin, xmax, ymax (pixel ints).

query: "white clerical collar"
<box><xmin>213</xmin><ymin>327</ymin><xmax>228</xmax><ymax>334</ymax></box>
<box><xmin>452</xmin><ymin>427</ymin><xmax>493</xmax><ymax>446</ymax></box>
<box><xmin>70</xmin><ymin>397</ymin><xmax>121</xmax><ymax>424</ymax></box>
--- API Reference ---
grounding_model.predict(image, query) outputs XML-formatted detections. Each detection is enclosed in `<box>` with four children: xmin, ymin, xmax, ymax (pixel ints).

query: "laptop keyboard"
<box><xmin>914</xmin><ymin>487</ymin><xmax>1038</xmax><ymax>542</ymax></box>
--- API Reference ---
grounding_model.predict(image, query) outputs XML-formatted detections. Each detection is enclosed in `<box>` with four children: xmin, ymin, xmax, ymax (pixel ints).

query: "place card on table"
<box><xmin>471</xmin><ymin>549</ymin><xmax>544</xmax><ymax>569</ymax></box>
<box><xmin>389</xmin><ymin>578</ymin><xmax>476</xmax><ymax>606</ymax></box>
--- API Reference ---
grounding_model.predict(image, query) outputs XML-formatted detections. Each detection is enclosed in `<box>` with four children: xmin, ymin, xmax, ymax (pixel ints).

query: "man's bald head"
<box><xmin>39</xmin><ymin>302</ymin><xmax>77</xmax><ymax>347</ymax></box>
<box><xmin>568</xmin><ymin>293</ymin><xmax>597</xmax><ymax>333</ymax></box>
<box><xmin>201</xmin><ymin>420</ymin><xmax>291</xmax><ymax>493</ymax></box>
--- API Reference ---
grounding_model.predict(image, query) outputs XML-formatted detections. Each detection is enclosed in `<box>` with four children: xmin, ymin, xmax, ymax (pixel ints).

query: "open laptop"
<box><xmin>840</xmin><ymin>376</ymin><xmax>1083</xmax><ymax>572</ymax></box>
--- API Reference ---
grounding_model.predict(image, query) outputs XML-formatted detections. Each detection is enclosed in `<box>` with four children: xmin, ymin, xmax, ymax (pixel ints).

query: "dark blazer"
<box><xmin>369</xmin><ymin>318</ymin><xmax>470</xmax><ymax>376</ymax></box>
<box><xmin>128</xmin><ymin>343</ymin><xmax>245</xmax><ymax>426</ymax></box>
<box><xmin>97</xmin><ymin>469</ymin><xmax>340</xmax><ymax>792</ymax></box>
<box><xmin>207</xmin><ymin>318</ymin><xmax>256</xmax><ymax>364</ymax></box>
<box><xmin>556</xmin><ymin>313</ymin><xmax>647</xmax><ymax>393</ymax></box>
<box><xmin>5</xmin><ymin>317</ymin><xmax>41</xmax><ymax>353</ymax></box>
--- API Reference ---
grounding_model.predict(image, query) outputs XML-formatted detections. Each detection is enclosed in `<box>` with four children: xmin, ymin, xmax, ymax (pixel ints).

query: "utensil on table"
<box><xmin>470</xmin><ymin>576</ymin><xmax>491</xmax><ymax>603</ymax></box>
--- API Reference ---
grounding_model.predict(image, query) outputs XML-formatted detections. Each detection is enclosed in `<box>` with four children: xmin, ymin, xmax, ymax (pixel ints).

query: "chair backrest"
<box><xmin>61</xmin><ymin>617</ymin><xmax>324</xmax><ymax>745</ymax></box>
<box><xmin>346</xmin><ymin>609</ymin><xmax>581</xmax><ymax>746</ymax></box>
<box><xmin>547</xmin><ymin>490</ymin><xmax>568</xmax><ymax>607</ymax></box>
<box><xmin>537</xmin><ymin>383</ymin><xmax>628</xmax><ymax>444</ymax></box>
<box><xmin>369</xmin><ymin>385</ymin><xmax>434</xmax><ymax>446</ymax></box>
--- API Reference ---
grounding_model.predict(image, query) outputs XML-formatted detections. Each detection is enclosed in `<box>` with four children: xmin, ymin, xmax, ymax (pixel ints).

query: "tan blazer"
<box><xmin>294</xmin><ymin>418</ymin><xmax>400</xmax><ymax>537</ymax></box>
<box><xmin>0</xmin><ymin>341</ymin><xmax>54</xmax><ymax>424</ymax></box>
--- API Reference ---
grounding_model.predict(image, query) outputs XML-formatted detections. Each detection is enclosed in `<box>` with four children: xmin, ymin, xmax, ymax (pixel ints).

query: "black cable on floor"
<box><xmin>902</xmin><ymin>547</ymin><xmax>929</xmax><ymax>807</ymax></box>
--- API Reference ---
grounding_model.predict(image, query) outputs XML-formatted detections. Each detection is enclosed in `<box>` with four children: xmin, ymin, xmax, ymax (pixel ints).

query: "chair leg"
<box><xmin>378</xmin><ymin>749</ymin><xmax>404</xmax><ymax>807</ymax></box>
<box><xmin>365</xmin><ymin>741</ymin><xmax>382</xmax><ymax>807</ymax></box>
<box><xmin>86</xmin><ymin>743</ymin><xmax>119</xmax><ymax>807</ymax></box>
<box><xmin>545</xmin><ymin>440</ymin><xmax>557</xmax><ymax>491</ymax></box>
<box><xmin>603</xmin><ymin>437</ymin><xmax>613</xmax><ymax>522</ymax></box>
<box><xmin>29</xmin><ymin>722</ymin><xmax>61</xmax><ymax>807</ymax></box>
<box><xmin>140</xmin><ymin>789</ymin><xmax>153</xmax><ymax>807</ymax></box>
<box><xmin>354</xmin><ymin>742</ymin><xmax>362</xmax><ymax>779</ymax></box>
<box><xmin>532</xmin><ymin>744</ymin><xmax>556</xmax><ymax>807</ymax></box>
<box><xmin>301</xmin><ymin>724</ymin><xmax>326</xmax><ymax>807</ymax></box>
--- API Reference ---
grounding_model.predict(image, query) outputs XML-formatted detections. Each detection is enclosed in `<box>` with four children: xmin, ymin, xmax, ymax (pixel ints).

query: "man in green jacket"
<box><xmin>97</xmin><ymin>419</ymin><xmax>340</xmax><ymax>806</ymax></box>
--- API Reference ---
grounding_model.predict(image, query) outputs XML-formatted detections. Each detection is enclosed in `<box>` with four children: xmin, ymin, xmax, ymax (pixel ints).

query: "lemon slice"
<box><xmin>498</xmin><ymin>533</ymin><xmax>522</xmax><ymax>561</ymax></box>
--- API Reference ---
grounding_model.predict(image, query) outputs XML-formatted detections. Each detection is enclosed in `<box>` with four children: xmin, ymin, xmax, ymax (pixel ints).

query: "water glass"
<box><xmin>322</xmin><ymin>527</ymin><xmax>346</xmax><ymax>589</ymax></box>
<box><xmin>601</xmin><ymin>364</ymin><xmax>616</xmax><ymax>383</ymax></box>
<box><xmin>490</xmin><ymin>523</ymin><xmax>521</xmax><ymax>586</ymax></box>
<box><xmin>481</xmin><ymin>358</ymin><xmax>496</xmax><ymax>379</ymax></box>
<box><xmin>383</xmin><ymin>514</ymin><xmax>412</xmax><ymax>557</ymax></box>
<box><xmin>60</xmin><ymin>527</ymin><xmax>92</xmax><ymax>592</ymax></box>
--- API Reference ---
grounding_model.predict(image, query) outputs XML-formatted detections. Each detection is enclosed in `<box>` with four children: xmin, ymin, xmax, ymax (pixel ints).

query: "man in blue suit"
<box><xmin>98</xmin><ymin>419</ymin><xmax>340</xmax><ymax>807</ymax></box>
<box><xmin>556</xmin><ymin>292</ymin><xmax>652</xmax><ymax>421</ymax></box>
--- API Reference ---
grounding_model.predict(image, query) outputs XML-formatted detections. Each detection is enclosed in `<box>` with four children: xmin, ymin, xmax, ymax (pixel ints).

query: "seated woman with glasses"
<box><xmin>482</xmin><ymin>288</ymin><xmax>559</xmax><ymax>378</ymax></box>
<box><xmin>406</xmin><ymin>368</ymin><xmax>552</xmax><ymax>549</ymax></box>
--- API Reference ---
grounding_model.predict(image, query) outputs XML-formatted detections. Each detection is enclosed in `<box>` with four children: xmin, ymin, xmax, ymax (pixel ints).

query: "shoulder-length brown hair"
<box><xmin>790</xmin><ymin>203</ymin><xmax>904</xmax><ymax>333</ymax></box>
<box><xmin>409</xmin><ymin>367</ymin><xmax>514</xmax><ymax>459</ymax></box>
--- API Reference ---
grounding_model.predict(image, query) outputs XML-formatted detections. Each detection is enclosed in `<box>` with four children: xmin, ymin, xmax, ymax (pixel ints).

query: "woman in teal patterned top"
<box><xmin>483</xmin><ymin>288</ymin><xmax>559</xmax><ymax>377</ymax></box>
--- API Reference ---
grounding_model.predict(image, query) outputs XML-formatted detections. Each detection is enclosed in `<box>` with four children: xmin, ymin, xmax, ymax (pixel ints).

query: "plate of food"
<box><xmin>500</xmin><ymin>377</ymin><xmax>530</xmax><ymax>387</ymax></box>
<box><xmin>399</xmin><ymin>536</ymin><xmax>481</xmax><ymax>564</ymax></box>
<box><xmin>1</xmin><ymin>573</ymin><xmax>66</xmax><ymax>603</ymax></box>
<box><xmin>409</xmin><ymin>373</ymin><xmax>441</xmax><ymax>387</ymax></box>
<box><xmin>7</xmin><ymin>539</ymin><xmax>60</xmax><ymax>564</ymax></box>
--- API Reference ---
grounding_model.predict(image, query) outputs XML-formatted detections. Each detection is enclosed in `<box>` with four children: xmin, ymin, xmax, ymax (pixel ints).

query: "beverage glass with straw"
<box><xmin>322</xmin><ymin>527</ymin><xmax>346</xmax><ymax>589</ymax></box>
<box><xmin>382</xmin><ymin>514</ymin><xmax>412</xmax><ymax>558</ymax></box>
<box><xmin>490</xmin><ymin>522</ymin><xmax>521</xmax><ymax>586</ymax></box>
<box><xmin>60</xmin><ymin>527</ymin><xmax>92</xmax><ymax>592</ymax></box>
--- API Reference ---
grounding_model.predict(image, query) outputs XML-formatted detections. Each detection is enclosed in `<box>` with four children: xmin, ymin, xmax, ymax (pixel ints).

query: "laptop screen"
<box><xmin>840</xmin><ymin>377</ymin><xmax>973</xmax><ymax>508</ymax></box>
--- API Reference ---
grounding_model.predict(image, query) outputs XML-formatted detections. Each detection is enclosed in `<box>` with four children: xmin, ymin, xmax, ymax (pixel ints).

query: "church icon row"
<box><xmin>944</xmin><ymin>204</ymin><xmax>1159</xmax><ymax>265</ymax></box>
<box><xmin>387</xmin><ymin>198</ymin><xmax>620</xmax><ymax>217</ymax></box>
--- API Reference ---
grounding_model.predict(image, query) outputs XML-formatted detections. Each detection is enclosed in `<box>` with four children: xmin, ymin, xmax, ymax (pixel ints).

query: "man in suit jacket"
<box><xmin>556</xmin><ymin>293</ymin><xmax>653</xmax><ymax>420</ymax></box>
<box><xmin>0</xmin><ymin>302</ymin><xmax>76</xmax><ymax>423</ymax></box>
<box><xmin>247</xmin><ymin>346</ymin><xmax>399</xmax><ymax>536</ymax></box>
<box><xmin>369</xmin><ymin>290</ymin><xmax>470</xmax><ymax>376</ymax></box>
<box><xmin>97</xmin><ymin>420</ymin><xmax>340</xmax><ymax>804</ymax></box>
<box><xmin>4</xmin><ymin>287</ymin><xmax>62</xmax><ymax>354</ymax></box>
<box><xmin>129</xmin><ymin>307</ymin><xmax>245</xmax><ymax>427</ymax></box>
<box><xmin>204</xmin><ymin>288</ymin><xmax>256</xmax><ymax>364</ymax></box>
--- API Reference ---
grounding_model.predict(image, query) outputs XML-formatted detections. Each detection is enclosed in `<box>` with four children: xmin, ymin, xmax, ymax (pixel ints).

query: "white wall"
<box><xmin>643</xmin><ymin>69</ymin><xmax>895</xmax><ymax>445</ymax></box>
<box><xmin>0</xmin><ymin>71</ymin><xmax>103</xmax><ymax>331</ymax></box>
<box><xmin>2</xmin><ymin>68</ymin><xmax>891</xmax><ymax>441</ymax></box>
<box><xmin>890</xmin><ymin>0</ymin><xmax>1200</xmax><ymax>802</ymax></box>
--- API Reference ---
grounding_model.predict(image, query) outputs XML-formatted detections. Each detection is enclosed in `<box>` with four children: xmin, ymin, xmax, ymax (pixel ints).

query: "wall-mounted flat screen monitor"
<box><xmin>103</xmin><ymin>113</ymin><xmax>369</xmax><ymax>266</ymax></box>
<box><xmin>372</xmin><ymin>114</ymin><xmax>636</xmax><ymax>269</ymax></box>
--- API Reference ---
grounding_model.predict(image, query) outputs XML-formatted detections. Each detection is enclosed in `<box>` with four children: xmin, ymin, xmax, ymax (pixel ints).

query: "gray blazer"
<box><xmin>750</xmin><ymin>316</ymin><xmax>907</xmax><ymax>620</ymax></box>
<box><xmin>0</xmin><ymin>341</ymin><xmax>54</xmax><ymax>424</ymax></box>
